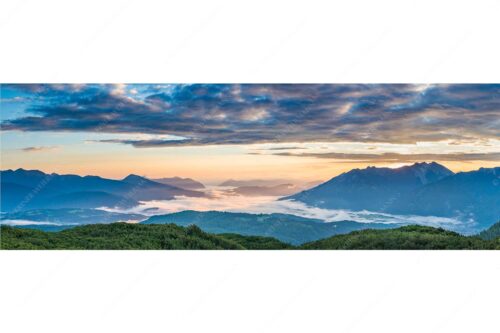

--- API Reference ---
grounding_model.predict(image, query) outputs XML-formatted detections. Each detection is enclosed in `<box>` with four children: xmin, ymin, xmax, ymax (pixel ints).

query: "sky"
<box><xmin>1</xmin><ymin>84</ymin><xmax>499</xmax><ymax>182</ymax></box>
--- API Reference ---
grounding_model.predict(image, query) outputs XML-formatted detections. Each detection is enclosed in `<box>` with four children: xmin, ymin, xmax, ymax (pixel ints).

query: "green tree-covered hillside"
<box><xmin>1</xmin><ymin>224</ymin><xmax>499</xmax><ymax>250</ymax></box>
<box><xmin>301</xmin><ymin>225</ymin><xmax>499</xmax><ymax>250</ymax></box>
<box><xmin>0</xmin><ymin>223</ymin><xmax>288</xmax><ymax>250</ymax></box>
<box><xmin>478</xmin><ymin>221</ymin><xmax>500</xmax><ymax>241</ymax></box>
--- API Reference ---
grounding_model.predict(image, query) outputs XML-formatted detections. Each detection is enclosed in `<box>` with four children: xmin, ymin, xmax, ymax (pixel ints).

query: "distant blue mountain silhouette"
<box><xmin>142</xmin><ymin>210</ymin><xmax>397</xmax><ymax>245</ymax></box>
<box><xmin>389</xmin><ymin>167</ymin><xmax>500</xmax><ymax>230</ymax></box>
<box><xmin>2</xmin><ymin>164</ymin><xmax>498</xmax><ymax>233</ymax></box>
<box><xmin>285</xmin><ymin>162</ymin><xmax>453</xmax><ymax>211</ymax></box>
<box><xmin>1</xmin><ymin>208</ymin><xmax>145</xmax><ymax>225</ymax></box>
<box><xmin>0</xmin><ymin>169</ymin><xmax>204</xmax><ymax>212</ymax></box>
<box><xmin>285</xmin><ymin>162</ymin><xmax>499</xmax><ymax>230</ymax></box>
<box><xmin>151</xmin><ymin>176</ymin><xmax>205</xmax><ymax>190</ymax></box>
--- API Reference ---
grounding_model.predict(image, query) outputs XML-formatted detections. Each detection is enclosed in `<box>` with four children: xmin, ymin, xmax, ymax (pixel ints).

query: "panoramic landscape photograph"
<box><xmin>1</xmin><ymin>83</ymin><xmax>499</xmax><ymax>249</ymax></box>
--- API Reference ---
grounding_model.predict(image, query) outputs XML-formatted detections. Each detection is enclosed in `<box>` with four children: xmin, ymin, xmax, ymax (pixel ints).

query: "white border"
<box><xmin>1</xmin><ymin>1</ymin><xmax>499</xmax><ymax>332</ymax></box>
<box><xmin>1</xmin><ymin>0</ymin><xmax>500</xmax><ymax>83</ymax></box>
<box><xmin>1</xmin><ymin>251</ymin><xmax>499</xmax><ymax>332</ymax></box>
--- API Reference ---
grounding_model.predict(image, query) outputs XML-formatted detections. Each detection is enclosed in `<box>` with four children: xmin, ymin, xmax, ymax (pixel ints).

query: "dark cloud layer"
<box><xmin>2</xmin><ymin>84</ymin><xmax>499</xmax><ymax>146</ymax></box>
<box><xmin>269</xmin><ymin>151</ymin><xmax>500</xmax><ymax>163</ymax></box>
<box><xmin>21</xmin><ymin>146</ymin><xmax>60</xmax><ymax>153</ymax></box>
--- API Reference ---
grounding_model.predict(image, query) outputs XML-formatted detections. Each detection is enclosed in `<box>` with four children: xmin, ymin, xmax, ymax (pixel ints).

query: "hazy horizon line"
<box><xmin>2</xmin><ymin>161</ymin><xmax>498</xmax><ymax>183</ymax></box>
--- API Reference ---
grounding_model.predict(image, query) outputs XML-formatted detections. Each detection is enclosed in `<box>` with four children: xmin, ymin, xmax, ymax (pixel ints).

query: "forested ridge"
<box><xmin>478</xmin><ymin>221</ymin><xmax>500</xmax><ymax>241</ymax></box>
<box><xmin>0</xmin><ymin>223</ymin><xmax>297</xmax><ymax>250</ymax></box>
<box><xmin>1</xmin><ymin>223</ymin><xmax>499</xmax><ymax>250</ymax></box>
<box><xmin>301</xmin><ymin>225</ymin><xmax>499</xmax><ymax>250</ymax></box>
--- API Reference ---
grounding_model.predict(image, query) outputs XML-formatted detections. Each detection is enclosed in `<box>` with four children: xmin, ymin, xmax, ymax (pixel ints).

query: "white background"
<box><xmin>1</xmin><ymin>0</ymin><xmax>499</xmax><ymax>332</ymax></box>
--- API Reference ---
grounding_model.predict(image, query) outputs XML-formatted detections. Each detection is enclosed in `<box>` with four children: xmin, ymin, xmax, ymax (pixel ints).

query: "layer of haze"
<box><xmin>2</xmin><ymin>138</ymin><xmax>498</xmax><ymax>182</ymax></box>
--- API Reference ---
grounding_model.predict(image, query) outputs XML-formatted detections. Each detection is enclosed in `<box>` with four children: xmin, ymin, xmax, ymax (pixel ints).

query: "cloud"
<box><xmin>270</xmin><ymin>151</ymin><xmax>500</xmax><ymax>162</ymax></box>
<box><xmin>102</xmin><ymin>193</ymin><xmax>466</xmax><ymax>232</ymax></box>
<box><xmin>21</xmin><ymin>146</ymin><xmax>60</xmax><ymax>153</ymax></box>
<box><xmin>0</xmin><ymin>96</ymin><xmax>25</xmax><ymax>103</ymax></box>
<box><xmin>265</xmin><ymin>146</ymin><xmax>304</xmax><ymax>151</ymax></box>
<box><xmin>2</xmin><ymin>84</ymin><xmax>499</xmax><ymax>147</ymax></box>
<box><xmin>94</xmin><ymin>138</ymin><xmax>194</xmax><ymax>148</ymax></box>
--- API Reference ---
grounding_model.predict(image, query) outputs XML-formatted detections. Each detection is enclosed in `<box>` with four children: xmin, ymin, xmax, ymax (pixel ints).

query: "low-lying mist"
<box><xmin>101</xmin><ymin>186</ymin><xmax>468</xmax><ymax>231</ymax></box>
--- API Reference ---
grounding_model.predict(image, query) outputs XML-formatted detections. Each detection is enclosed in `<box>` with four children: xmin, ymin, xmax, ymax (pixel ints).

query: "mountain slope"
<box><xmin>0</xmin><ymin>168</ymin><xmax>49</xmax><ymax>188</ymax></box>
<box><xmin>121</xmin><ymin>174</ymin><xmax>204</xmax><ymax>200</ymax></box>
<box><xmin>284</xmin><ymin>163</ymin><xmax>499</xmax><ymax>230</ymax></box>
<box><xmin>141</xmin><ymin>210</ymin><xmax>397</xmax><ymax>245</ymax></box>
<box><xmin>390</xmin><ymin>167</ymin><xmax>500</xmax><ymax>230</ymax></box>
<box><xmin>151</xmin><ymin>177</ymin><xmax>205</xmax><ymax>190</ymax></box>
<box><xmin>2</xmin><ymin>224</ymin><xmax>497</xmax><ymax>250</ymax></box>
<box><xmin>218</xmin><ymin>233</ymin><xmax>293</xmax><ymax>249</ymax></box>
<box><xmin>478</xmin><ymin>221</ymin><xmax>500</xmax><ymax>240</ymax></box>
<box><xmin>0</xmin><ymin>169</ymin><xmax>204</xmax><ymax>211</ymax></box>
<box><xmin>0</xmin><ymin>182</ymin><xmax>34</xmax><ymax>212</ymax></box>
<box><xmin>0</xmin><ymin>223</ymin><xmax>290</xmax><ymax>250</ymax></box>
<box><xmin>285</xmin><ymin>162</ymin><xmax>454</xmax><ymax>211</ymax></box>
<box><xmin>45</xmin><ymin>191</ymin><xmax>139</xmax><ymax>209</ymax></box>
<box><xmin>300</xmin><ymin>225</ymin><xmax>498</xmax><ymax>250</ymax></box>
<box><xmin>1</xmin><ymin>208</ymin><xmax>145</xmax><ymax>225</ymax></box>
<box><xmin>226</xmin><ymin>184</ymin><xmax>299</xmax><ymax>197</ymax></box>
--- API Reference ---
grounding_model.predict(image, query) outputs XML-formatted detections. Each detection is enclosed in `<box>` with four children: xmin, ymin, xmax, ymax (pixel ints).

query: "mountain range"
<box><xmin>3</xmin><ymin>223</ymin><xmax>498</xmax><ymax>250</ymax></box>
<box><xmin>0</xmin><ymin>169</ymin><xmax>204</xmax><ymax>212</ymax></box>
<box><xmin>151</xmin><ymin>176</ymin><xmax>205</xmax><ymax>190</ymax></box>
<box><xmin>219</xmin><ymin>179</ymin><xmax>323</xmax><ymax>195</ymax></box>
<box><xmin>1</xmin><ymin>208</ymin><xmax>145</xmax><ymax>225</ymax></box>
<box><xmin>2</xmin><ymin>163</ymin><xmax>499</xmax><ymax>235</ymax></box>
<box><xmin>225</xmin><ymin>183</ymin><xmax>300</xmax><ymax>197</ymax></box>
<box><xmin>219</xmin><ymin>179</ymin><xmax>293</xmax><ymax>187</ymax></box>
<box><xmin>478</xmin><ymin>221</ymin><xmax>500</xmax><ymax>240</ymax></box>
<box><xmin>141</xmin><ymin>210</ymin><xmax>397</xmax><ymax>245</ymax></box>
<box><xmin>285</xmin><ymin>162</ymin><xmax>499</xmax><ymax>231</ymax></box>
